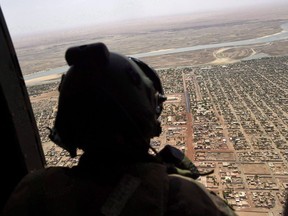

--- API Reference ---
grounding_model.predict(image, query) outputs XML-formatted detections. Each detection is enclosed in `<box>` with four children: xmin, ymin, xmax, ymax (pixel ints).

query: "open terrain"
<box><xmin>13</xmin><ymin>3</ymin><xmax>288</xmax><ymax>76</ymax></box>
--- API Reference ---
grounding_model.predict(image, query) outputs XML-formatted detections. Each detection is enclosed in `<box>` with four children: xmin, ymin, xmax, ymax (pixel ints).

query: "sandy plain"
<box><xmin>14</xmin><ymin>3</ymin><xmax>288</xmax><ymax>78</ymax></box>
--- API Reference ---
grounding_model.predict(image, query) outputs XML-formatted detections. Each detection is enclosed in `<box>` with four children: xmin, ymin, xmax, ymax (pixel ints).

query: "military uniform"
<box><xmin>3</xmin><ymin>162</ymin><xmax>237</xmax><ymax>216</ymax></box>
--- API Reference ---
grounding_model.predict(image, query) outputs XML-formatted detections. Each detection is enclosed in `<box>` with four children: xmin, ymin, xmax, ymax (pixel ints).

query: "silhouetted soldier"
<box><xmin>2</xmin><ymin>42</ymin><xmax>237</xmax><ymax>216</ymax></box>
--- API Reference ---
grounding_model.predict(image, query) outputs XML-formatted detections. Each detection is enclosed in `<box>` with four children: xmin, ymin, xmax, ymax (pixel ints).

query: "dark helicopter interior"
<box><xmin>0</xmin><ymin>7</ymin><xmax>45</xmax><ymax>210</ymax></box>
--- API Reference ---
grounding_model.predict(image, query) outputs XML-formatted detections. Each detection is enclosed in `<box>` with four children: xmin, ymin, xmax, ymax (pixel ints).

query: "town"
<box><xmin>28</xmin><ymin>55</ymin><xmax>288</xmax><ymax>215</ymax></box>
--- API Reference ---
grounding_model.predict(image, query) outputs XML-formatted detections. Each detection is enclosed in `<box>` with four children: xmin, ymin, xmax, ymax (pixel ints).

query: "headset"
<box><xmin>49</xmin><ymin>42</ymin><xmax>167</xmax><ymax>157</ymax></box>
<box><xmin>128</xmin><ymin>56</ymin><xmax>167</xmax><ymax>118</ymax></box>
<box><xmin>63</xmin><ymin>43</ymin><xmax>167</xmax><ymax>118</ymax></box>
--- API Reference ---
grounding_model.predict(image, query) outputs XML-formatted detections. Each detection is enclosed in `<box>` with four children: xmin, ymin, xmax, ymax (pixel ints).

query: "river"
<box><xmin>24</xmin><ymin>22</ymin><xmax>288</xmax><ymax>81</ymax></box>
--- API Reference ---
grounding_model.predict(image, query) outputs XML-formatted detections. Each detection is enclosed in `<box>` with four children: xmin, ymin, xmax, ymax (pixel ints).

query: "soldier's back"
<box><xmin>2</xmin><ymin>163</ymin><xmax>237</xmax><ymax>216</ymax></box>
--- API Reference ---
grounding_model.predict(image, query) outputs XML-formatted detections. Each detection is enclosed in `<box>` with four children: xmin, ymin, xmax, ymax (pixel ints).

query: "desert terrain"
<box><xmin>14</xmin><ymin>3</ymin><xmax>288</xmax><ymax>76</ymax></box>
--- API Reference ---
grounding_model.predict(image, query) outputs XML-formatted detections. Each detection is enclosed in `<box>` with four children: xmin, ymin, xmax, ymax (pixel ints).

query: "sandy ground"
<box><xmin>25</xmin><ymin>74</ymin><xmax>62</xmax><ymax>86</ymax></box>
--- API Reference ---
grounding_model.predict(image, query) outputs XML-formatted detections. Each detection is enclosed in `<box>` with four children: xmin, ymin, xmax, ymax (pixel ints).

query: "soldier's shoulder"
<box><xmin>22</xmin><ymin>166</ymin><xmax>70</xmax><ymax>182</ymax></box>
<box><xmin>167</xmin><ymin>174</ymin><xmax>237</xmax><ymax>216</ymax></box>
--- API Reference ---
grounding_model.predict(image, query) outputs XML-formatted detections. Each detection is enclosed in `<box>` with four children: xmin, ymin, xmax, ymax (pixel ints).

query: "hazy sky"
<box><xmin>0</xmin><ymin>0</ymin><xmax>286</xmax><ymax>36</ymax></box>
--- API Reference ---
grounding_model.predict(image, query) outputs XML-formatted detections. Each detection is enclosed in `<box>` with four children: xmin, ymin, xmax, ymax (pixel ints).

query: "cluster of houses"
<box><xmin>29</xmin><ymin>56</ymin><xmax>288</xmax><ymax>213</ymax></box>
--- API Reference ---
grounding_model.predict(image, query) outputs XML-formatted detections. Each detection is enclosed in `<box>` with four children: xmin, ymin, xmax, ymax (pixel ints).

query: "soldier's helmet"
<box><xmin>49</xmin><ymin>42</ymin><xmax>166</xmax><ymax>157</ymax></box>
